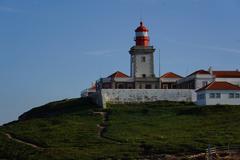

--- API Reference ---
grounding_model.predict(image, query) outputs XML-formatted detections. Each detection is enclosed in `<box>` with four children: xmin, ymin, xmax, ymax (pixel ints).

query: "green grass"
<box><xmin>1</xmin><ymin>99</ymin><xmax>240</xmax><ymax>159</ymax></box>
<box><xmin>0</xmin><ymin>98</ymin><xmax>139</xmax><ymax>160</ymax></box>
<box><xmin>105</xmin><ymin>102</ymin><xmax>240</xmax><ymax>155</ymax></box>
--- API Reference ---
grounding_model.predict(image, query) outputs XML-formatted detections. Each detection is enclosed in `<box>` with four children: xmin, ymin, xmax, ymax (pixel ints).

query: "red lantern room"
<box><xmin>135</xmin><ymin>21</ymin><xmax>149</xmax><ymax>46</ymax></box>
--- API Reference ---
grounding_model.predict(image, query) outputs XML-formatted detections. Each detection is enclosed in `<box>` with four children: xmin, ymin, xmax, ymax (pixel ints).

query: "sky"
<box><xmin>0</xmin><ymin>0</ymin><xmax>240</xmax><ymax>124</ymax></box>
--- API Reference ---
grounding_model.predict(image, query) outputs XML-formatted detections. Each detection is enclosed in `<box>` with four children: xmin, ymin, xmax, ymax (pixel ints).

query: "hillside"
<box><xmin>1</xmin><ymin>98</ymin><xmax>240</xmax><ymax>160</ymax></box>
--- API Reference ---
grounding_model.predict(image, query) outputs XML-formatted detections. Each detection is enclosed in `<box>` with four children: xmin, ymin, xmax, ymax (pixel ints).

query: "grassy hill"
<box><xmin>0</xmin><ymin>98</ymin><xmax>240</xmax><ymax>159</ymax></box>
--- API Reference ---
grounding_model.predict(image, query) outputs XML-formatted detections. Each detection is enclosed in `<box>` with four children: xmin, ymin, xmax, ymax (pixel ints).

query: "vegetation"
<box><xmin>0</xmin><ymin>99</ymin><xmax>240</xmax><ymax>159</ymax></box>
<box><xmin>106</xmin><ymin>102</ymin><xmax>240</xmax><ymax>155</ymax></box>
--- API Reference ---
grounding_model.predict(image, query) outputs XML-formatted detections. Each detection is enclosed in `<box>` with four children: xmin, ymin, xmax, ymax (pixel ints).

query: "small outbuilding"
<box><xmin>81</xmin><ymin>84</ymin><xmax>96</xmax><ymax>97</ymax></box>
<box><xmin>160</xmin><ymin>72</ymin><xmax>182</xmax><ymax>89</ymax></box>
<box><xmin>196</xmin><ymin>81</ymin><xmax>240</xmax><ymax>106</ymax></box>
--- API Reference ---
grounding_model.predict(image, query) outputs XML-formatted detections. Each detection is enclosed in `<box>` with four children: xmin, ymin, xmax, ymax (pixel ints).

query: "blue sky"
<box><xmin>0</xmin><ymin>0</ymin><xmax>240</xmax><ymax>124</ymax></box>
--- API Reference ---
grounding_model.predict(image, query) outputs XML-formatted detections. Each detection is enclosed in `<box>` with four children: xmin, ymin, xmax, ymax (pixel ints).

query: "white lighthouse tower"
<box><xmin>129</xmin><ymin>21</ymin><xmax>159</xmax><ymax>89</ymax></box>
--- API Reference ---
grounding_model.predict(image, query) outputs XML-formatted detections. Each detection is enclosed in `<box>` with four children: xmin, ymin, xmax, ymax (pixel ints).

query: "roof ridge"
<box><xmin>108</xmin><ymin>71</ymin><xmax>129</xmax><ymax>78</ymax></box>
<box><xmin>161</xmin><ymin>72</ymin><xmax>182</xmax><ymax>78</ymax></box>
<box><xmin>197</xmin><ymin>81</ymin><xmax>240</xmax><ymax>92</ymax></box>
<box><xmin>205</xmin><ymin>81</ymin><xmax>215</xmax><ymax>89</ymax></box>
<box><xmin>187</xmin><ymin>69</ymin><xmax>210</xmax><ymax>77</ymax></box>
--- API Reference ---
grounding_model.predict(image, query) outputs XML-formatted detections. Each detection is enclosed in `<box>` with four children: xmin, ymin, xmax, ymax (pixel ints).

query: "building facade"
<box><xmin>177</xmin><ymin>69</ymin><xmax>240</xmax><ymax>90</ymax></box>
<box><xmin>160</xmin><ymin>72</ymin><xmax>182</xmax><ymax>89</ymax></box>
<box><xmin>81</xmin><ymin>83</ymin><xmax>96</xmax><ymax>97</ymax></box>
<box><xmin>212</xmin><ymin>70</ymin><xmax>240</xmax><ymax>86</ymax></box>
<box><xmin>196</xmin><ymin>81</ymin><xmax>240</xmax><ymax>106</ymax></box>
<box><xmin>177</xmin><ymin>70</ymin><xmax>213</xmax><ymax>90</ymax></box>
<box><xmin>96</xmin><ymin>71</ymin><xmax>134</xmax><ymax>89</ymax></box>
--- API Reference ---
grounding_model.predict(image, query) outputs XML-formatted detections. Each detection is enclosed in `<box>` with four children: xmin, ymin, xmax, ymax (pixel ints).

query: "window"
<box><xmin>228</xmin><ymin>93</ymin><xmax>240</xmax><ymax>99</ymax></box>
<box><xmin>216</xmin><ymin>93</ymin><xmax>221</xmax><ymax>99</ymax></box>
<box><xmin>145</xmin><ymin>84</ymin><xmax>152</xmax><ymax>89</ymax></box>
<box><xmin>209</xmin><ymin>93</ymin><xmax>221</xmax><ymax>99</ymax></box>
<box><xmin>209</xmin><ymin>93</ymin><xmax>215</xmax><ymax>99</ymax></box>
<box><xmin>128</xmin><ymin>84</ymin><xmax>133</xmax><ymax>89</ymax></box>
<box><xmin>117</xmin><ymin>84</ymin><xmax>124</xmax><ymax>89</ymax></box>
<box><xmin>141</xmin><ymin>56</ymin><xmax>146</xmax><ymax>62</ymax></box>
<box><xmin>236</xmin><ymin>93</ymin><xmax>240</xmax><ymax>98</ymax></box>
<box><xmin>163</xmin><ymin>84</ymin><xmax>168</xmax><ymax>89</ymax></box>
<box><xmin>229</xmin><ymin>93</ymin><xmax>234</xmax><ymax>99</ymax></box>
<box><xmin>142</xmin><ymin>74</ymin><xmax>146</xmax><ymax>78</ymax></box>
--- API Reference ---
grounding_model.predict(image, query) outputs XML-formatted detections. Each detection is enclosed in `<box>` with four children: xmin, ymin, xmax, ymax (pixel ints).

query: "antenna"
<box><xmin>140</xmin><ymin>7</ymin><xmax>143</xmax><ymax>22</ymax></box>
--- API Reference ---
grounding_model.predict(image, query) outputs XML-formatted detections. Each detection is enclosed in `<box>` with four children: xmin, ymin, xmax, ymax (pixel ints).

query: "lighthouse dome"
<box><xmin>135</xmin><ymin>21</ymin><xmax>149</xmax><ymax>32</ymax></box>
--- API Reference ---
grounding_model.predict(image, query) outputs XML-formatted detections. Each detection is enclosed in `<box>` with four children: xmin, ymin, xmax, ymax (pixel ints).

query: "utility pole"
<box><xmin>158</xmin><ymin>49</ymin><xmax>161</xmax><ymax>89</ymax></box>
<box><xmin>158</xmin><ymin>49</ymin><xmax>161</xmax><ymax>77</ymax></box>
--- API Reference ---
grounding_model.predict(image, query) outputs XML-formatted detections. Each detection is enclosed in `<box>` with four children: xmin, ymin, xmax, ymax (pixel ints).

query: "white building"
<box><xmin>196</xmin><ymin>81</ymin><xmax>240</xmax><ymax>106</ymax></box>
<box><xmin>81</xmin><ymin>84</ymin><xmax>96</xmax><ymax>97</ymax></box>
<box><xmin>96</xmin><ymin>71</ymin><xmax>134</xmax><ymax>89</ymax></box>
<box><xmin>160</xmin><ymin>72</ymin><xmax>182</xmax><ymax>89</ymax></box>
<box><xmin>212</xmin><ymin>70</ymin><xmax>240</xmax><ymax>86</ymax></box>
<box><xmin>177</xmin><ymin>69</ymin><xmax>240</xmax><ymax>90</ymax></box>
<box><xmin>177</xmin><ymin>70</ymin><xmax>213</xmax><ymax>90</ymax></box>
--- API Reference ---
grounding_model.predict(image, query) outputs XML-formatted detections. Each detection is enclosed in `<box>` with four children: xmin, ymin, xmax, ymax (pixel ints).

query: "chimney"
<box><xmin>208</xmin><ymin>66</ymin><xmax>213</xmax><ymax>75</ymax></box>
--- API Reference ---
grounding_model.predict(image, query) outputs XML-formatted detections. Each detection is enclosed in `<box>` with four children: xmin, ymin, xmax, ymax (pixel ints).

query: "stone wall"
<box><xmin>97</xmin><ymin>89</ymin><xmax>196</xmax><ymax>108</ymax></box>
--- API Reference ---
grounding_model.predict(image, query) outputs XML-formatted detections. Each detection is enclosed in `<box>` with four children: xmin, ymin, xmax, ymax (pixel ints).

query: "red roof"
<box><xmin>135</xmin><ymin>21</ymin><xmax>149</xmax><ymax>32</ymax></box>
<box><xmin>213</xmin><ymin>71</ymin><xmax>240</xmax><ymax>78</ymax></box>
<box><xmin>107</xmin><ymin>71</ymin><xmax>129</xmax><ymax>78</ymax></box>
<box><xmin>197</xmin><ymin>81</ymin><xmax>240</xmax><ymax>92</ymax></box>
<box><xmin>161</xmin><ymin>72</ymin><xmax>182</xmax><ymax>78</ymax></box>
<box><xmin>90</xmin><ymin>85</ymin><xmax>96</xmax><ymax>90</ymax></box>
<box><xmin>187</xmin><ymin>70</ymin><xmax>210</xmax><ymax>77</ymax></box>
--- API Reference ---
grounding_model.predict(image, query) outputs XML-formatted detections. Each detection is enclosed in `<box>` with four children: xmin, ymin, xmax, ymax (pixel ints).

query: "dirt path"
<box><xmin>3</xmin><ymin>132</ymin><xmax>43</xmax><ymax>150</ymax></box>
<box><xmin>94</xmin><ymin>111</ymin><xmax>122</xmax><ymax>144</ymax></box>
<box><xmin>93</xmin><ymin>111</ymin><xmax>108</xmax><ymax>137</ymax></box>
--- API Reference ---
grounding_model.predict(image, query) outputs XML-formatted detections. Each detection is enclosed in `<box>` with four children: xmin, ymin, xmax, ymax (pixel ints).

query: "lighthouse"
<box><xmin>135</xmin><ymin>21</ymin><xmax>149</xmax><ymax>46</ymax></box>
<box><xmin>129</xmin><ymin>21</ymin><xmax>159</xmax><ymax>89</ymax></box>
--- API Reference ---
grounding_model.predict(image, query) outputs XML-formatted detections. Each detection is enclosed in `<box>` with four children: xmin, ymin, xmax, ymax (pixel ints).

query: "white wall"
<box><xmin>195</xmin><ymin>78</ymin><xmax>213</xmax><ymax>89</ymax></box>
<box><xmin>99</xmin><ymin>89</ymin><xmax>196</xmax><ymax>108</ymax></box>
<box><xmin>177</xmin><ymin>74</ymin><xmax>213</xmax><ymax>89</ymax></box>
<box><xmin>196</xmin><ymin>90</ymin><xmax>240</xmax><ymax>106</ymax></box>
<box><xmin>135</xmin><ymin>54</ymin><xmax>153</xmax><ymax>78</ymax></box>
<box><xmin>215</xmin><ymin>78</ymin><xmax>240</xmax><ymax>87</ymax></box>
<box><xmin>161</xmin><ymin>78</ymin><xmax>180</xmax><ymax>83</ymax></box>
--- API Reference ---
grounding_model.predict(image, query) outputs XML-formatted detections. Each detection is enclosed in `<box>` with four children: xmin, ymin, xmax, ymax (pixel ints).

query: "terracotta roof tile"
<box><xmin>196</xmin><ymin>81</ymin><xmax>240</xmax><ymax>92</ymax></box>
<box><xmin>187</xmin><ymin>70</ymin><xmax>210</xmax><ymax>77</ymax></box>
<box><xmin>213</xmin><ymin>71</ymin><xmax>240</xmax><ymax>78</ymax></box>
<box><xmin>160</xmin><ymin>72</ymin><xmax>182</xmax><ymax>78</ymax></box>
<box><xmin>107</xmin><ymin>71</ymin><xmax>129</xmax><ymax>78</ymax></box>
<box><xmin>90</xmin><ymin>85</ymin><xmax>96</xmax><ymax>90</ymax></box>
